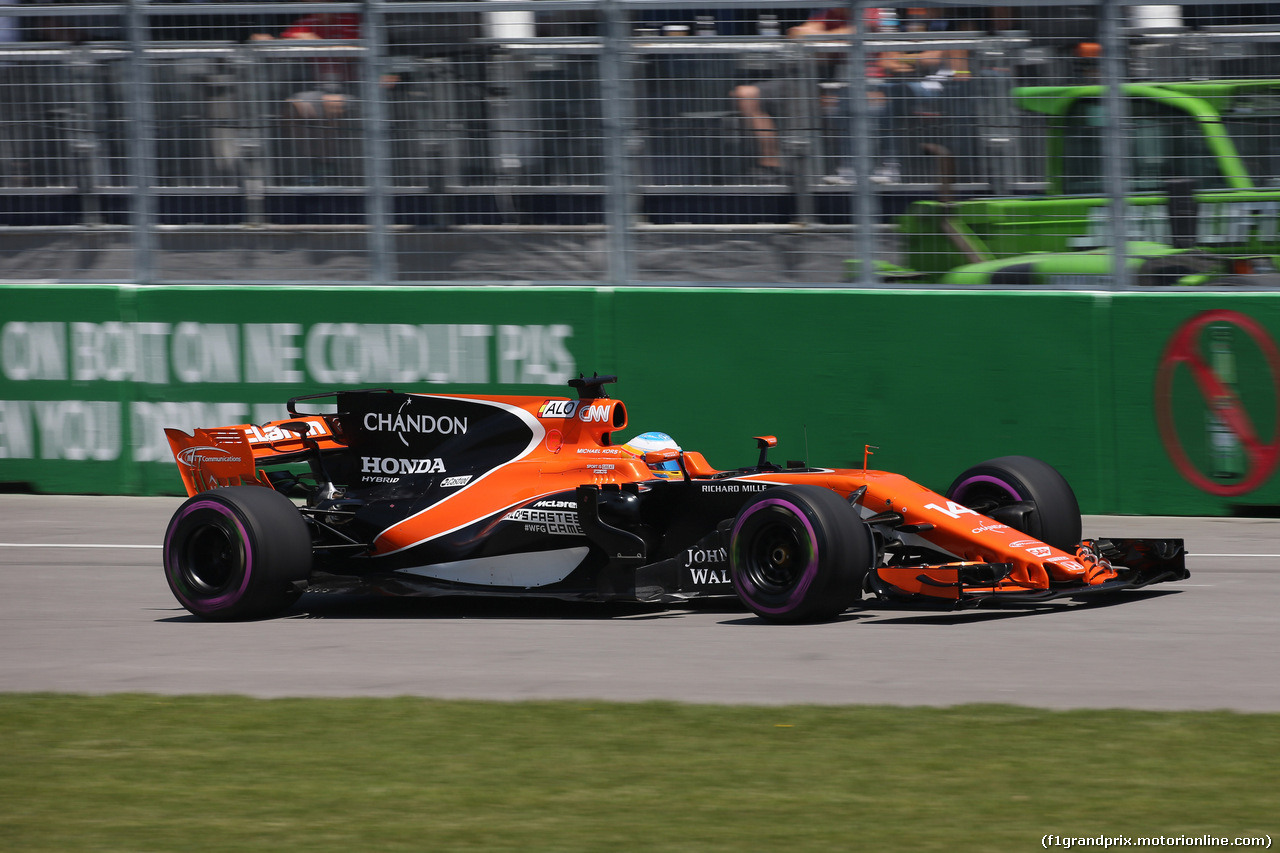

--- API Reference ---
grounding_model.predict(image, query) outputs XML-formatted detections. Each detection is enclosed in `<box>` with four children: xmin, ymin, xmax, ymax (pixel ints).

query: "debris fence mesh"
<box><xmin>1</xmin><ymin>1</ymin><xmax>1278</xmax><ymax>287</ymax></box>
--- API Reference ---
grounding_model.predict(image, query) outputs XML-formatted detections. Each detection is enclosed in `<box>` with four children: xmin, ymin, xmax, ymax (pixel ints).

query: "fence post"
<box><xmin>1101</xmin><ymin>0</ymin><xmax>1130</xmax><ymax>289</ymax></box>
<box><xmin>124</xmin><ymin>0</ymin><xmax>156</xmax><ymax>284</ymax></box>
<box><xmin>848</xmin><ymin>0</ymin><xmax>877</xmax><ymax>286</ymax></box>
<box><xmin>600</xmin><ymin>0</ymin><xmax>634</xmax><ymax>287</ymax></box>
<box><xmin>363</xmin><ymin>0</ymin><xmax>395</xmax><ymax>285</ymax></box>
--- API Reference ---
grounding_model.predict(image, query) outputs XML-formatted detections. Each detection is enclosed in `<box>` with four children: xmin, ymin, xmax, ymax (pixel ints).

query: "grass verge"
<box><xmin>1</xmin><ymin>694</ymin><xmax>1276</xmax><ymax>852</ymax></box>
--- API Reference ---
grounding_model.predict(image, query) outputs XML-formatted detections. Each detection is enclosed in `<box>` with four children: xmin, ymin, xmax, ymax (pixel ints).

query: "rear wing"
<box><xmin>165</xmin><ymin>415</ymin><xmax>342</xmax><ymax>497</ymax></box>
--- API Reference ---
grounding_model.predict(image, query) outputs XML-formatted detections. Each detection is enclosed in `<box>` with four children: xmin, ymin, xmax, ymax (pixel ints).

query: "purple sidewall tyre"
<box><xmin>949</xmin><ymin>474</ymin><xmax>1023</xmax><ymax>504</ymax></box>
<box><xmin>163</xmin><ymin>486</ymin><xmax>312</xmax><ymax>621</ymax></box>
<box><xmin>730</xmin><ymin>497</ymin><xmax>821</xmax><ymax>615</ymax></box>
<box><xmin>164</xmin><ymin>499</ymin><xmax>254</xmax><ymax>614</ymax></box>
<box><xmin>945</xmin><ymin>456</ymin><xmax>1081</xmax><ymax>551</ymax></box>
<box><xmin>729</xmin><ymin>485</ymin><xmax>873</xmax><ymax>624</ymax></box>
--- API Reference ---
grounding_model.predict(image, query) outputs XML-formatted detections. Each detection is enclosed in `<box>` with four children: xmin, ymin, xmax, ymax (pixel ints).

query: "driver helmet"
<box><xmin>620</xmin><ymin>431</ymin><xmax>683</xmax><ymax>479</ymax></box>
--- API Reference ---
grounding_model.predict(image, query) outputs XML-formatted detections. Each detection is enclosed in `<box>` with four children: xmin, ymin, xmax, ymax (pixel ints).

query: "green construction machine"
<box><xmin>860</xmin><ymin>79</ymin><xmax>1280</xmax><ymax>286</ymax></box>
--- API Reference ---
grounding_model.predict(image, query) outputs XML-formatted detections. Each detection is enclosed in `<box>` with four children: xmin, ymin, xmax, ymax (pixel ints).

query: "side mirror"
<box><xmin>642</xmin><ymin>447</ymin><xmax>688</xmax><ymax>482</ymax></box>
<box><xmin>643</xmin><ymin>447</ymin><xmax>681</xmax><ymax>466</ymax></box>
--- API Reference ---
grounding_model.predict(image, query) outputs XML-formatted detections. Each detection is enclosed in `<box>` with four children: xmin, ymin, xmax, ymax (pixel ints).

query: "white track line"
<box><xmin>1196</xmin><ymin>553</ymin><xmax>1280</xmax><ymax>558</ymax></box>
<box><xmin>0</xmin><ymin>543</ymin><xmax>162</xmax><ymax>549</ymax></box>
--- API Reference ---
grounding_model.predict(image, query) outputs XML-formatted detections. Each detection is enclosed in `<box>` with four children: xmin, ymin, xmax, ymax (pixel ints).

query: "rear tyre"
<box><xmin>163</xmin><ymin>486</ymin><xmax>312</xmax><ymax>621</ymax></box>
<box><xmin>946</xmin><ymin>456</ymin><xmax>1081</xmax><ymax>551</ymax></box>
<box><xmin>729</xmin><ymin>485</ymin><xmax>873</xmax><ymax>623</ymax></box>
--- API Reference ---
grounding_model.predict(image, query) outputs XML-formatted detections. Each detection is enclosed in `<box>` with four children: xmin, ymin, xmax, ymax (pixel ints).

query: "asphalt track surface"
<box><xmin>1</xmin><ymin>495</ymin><xmax>1276</xmax><ymax>711</ymax></box>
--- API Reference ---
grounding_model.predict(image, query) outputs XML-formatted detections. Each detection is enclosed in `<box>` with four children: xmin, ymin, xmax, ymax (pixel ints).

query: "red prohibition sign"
<box><xmin>1155</xmin><ymin>309</ymin><xmax>1280</xmax><ymax>497</ymax></box>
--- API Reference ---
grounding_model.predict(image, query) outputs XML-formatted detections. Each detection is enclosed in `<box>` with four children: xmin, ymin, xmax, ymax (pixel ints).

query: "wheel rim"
<box><xmin>182</xmin><ymin>523</ymin><xmax>238</xmax><ymax>595</ymax></box>
<box><xmin>742</xmin><ymin>517</ymin><xmax>807</xmax><ymax>594</ymax></box>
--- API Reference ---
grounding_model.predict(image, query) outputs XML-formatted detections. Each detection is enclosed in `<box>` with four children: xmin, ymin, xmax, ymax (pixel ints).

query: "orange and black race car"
<box><xmin>163</xmin><ymin>375</ymin><xmax>1187</xmax><ymax>622</ymax></box>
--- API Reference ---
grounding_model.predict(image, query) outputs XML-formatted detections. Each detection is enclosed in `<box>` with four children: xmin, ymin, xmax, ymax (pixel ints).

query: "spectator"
<box><xmin>733</xmin><ymin>8</ymin><xmax>919</xmax><ymax>184</ymax></box>
<box><xmin>870</xmin><ymin>7</ymin><xmax>970</xmax><ymax>184</ymax></box>
<box><xmin>731</xmin><ymin>8</ymin><xmax>864</xmax><ymax>180</ymax></box>
<box><xmin>252</xmin><ymin>5</ymin><xmax>362</xmax><ymax>184</ymax></box>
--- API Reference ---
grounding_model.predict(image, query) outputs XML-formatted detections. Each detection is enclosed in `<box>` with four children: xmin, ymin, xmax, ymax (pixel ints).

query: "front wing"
<box><xmin>870</xmin><ymin>538</ymin><xmax>1188</xmax><ymax>607</ymax></box>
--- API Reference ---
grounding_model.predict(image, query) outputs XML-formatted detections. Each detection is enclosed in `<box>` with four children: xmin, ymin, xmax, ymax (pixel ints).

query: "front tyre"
<box><xmin>729</xmin><ymin>485</ymin><xmax>873</xmax><ymax>623</ymax></box>
<box><xmin>163</xmin><ymin>486</ymin><xmax>312</xmax><ymax>621</ymax></box>
<box><xmin>946</xmin><ymin>455</ymin><xmax>1081</xmax><ymax>551</ymax></box>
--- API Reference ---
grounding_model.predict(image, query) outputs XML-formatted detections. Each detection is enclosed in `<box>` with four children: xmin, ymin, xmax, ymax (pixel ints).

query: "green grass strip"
<box><xmin>1</xmin><ymin>694</ymin><xmax>1276</xmax><ymax>852</ymax></box>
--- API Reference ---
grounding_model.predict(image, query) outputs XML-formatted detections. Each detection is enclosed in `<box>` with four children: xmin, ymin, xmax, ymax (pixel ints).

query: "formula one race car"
<box><xmin>162</xmin><ymin>375</ymin><xmax>1187</xmax><ymax>622</ymax></box>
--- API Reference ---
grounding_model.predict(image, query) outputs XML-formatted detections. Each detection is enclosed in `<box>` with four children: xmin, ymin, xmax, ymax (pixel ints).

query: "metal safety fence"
<box><xmin>2</xmin><ymin>1</ymin><xmax>1280</xmax><ymax>286</ymax></box>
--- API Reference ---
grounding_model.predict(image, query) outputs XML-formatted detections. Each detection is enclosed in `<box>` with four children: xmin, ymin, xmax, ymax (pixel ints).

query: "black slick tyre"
<box><xmin>163</xmin><ymin>486</ymin><xmax>312</xmax><ymax>621</ymax></box>
<box><xmin>945</xmin><ymin>456</ymin><xmax>1081</xmax><ymax>551</ymax></box>
<box><xmin>729</xmin><ymin>485</ymin><xmax>873</xmax><ymax>623</ymax></box>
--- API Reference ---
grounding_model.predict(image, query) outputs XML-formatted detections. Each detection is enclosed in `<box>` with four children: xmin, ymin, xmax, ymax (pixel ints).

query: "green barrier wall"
<box><xmin>2</xmin><ymin>283</ymin><xmax>1276</xmax><ymax>515</ymax></box>
<box><xmin>1111</xmin><ymin>293</ymin><xmax>1280</xmax><ymax>515</ymax></box>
